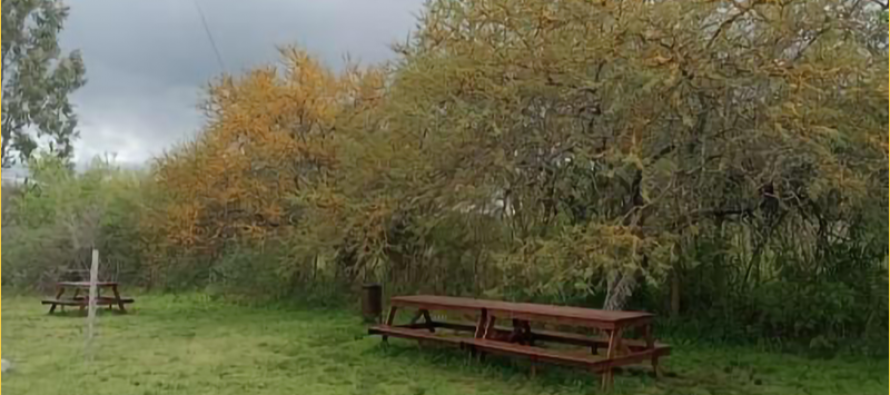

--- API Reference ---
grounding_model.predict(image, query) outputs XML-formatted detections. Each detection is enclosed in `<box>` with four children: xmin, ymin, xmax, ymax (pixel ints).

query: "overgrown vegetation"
<box><xmin>3</xmin><ymin>0</ymin><xmax>887</xmax><ymax>356</ymax></box>
<box><xmin>2</xmin><ymin>155</ymin><xmax>144</xmax><ymax>290</ymax></box>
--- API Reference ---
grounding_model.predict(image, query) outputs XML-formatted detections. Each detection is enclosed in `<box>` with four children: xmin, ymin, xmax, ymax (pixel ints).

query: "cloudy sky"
<box><xmin>59</xmin><ymin>0</ymin><xmax>424</xmax><ymax>168</ymax></box>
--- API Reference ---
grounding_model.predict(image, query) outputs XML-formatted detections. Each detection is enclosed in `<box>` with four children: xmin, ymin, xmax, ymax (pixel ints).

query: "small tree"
<box><xmin>1</xmin><ymin>0</ymin><xmax>87</xmax><ymax>167</ymax></box>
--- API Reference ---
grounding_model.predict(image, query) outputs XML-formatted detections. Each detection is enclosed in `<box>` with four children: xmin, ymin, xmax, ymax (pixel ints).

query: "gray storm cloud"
<box><xmin>58</xmin><ymin>0</ymin><xmax>423</xmax><ymax>168</ymax></box>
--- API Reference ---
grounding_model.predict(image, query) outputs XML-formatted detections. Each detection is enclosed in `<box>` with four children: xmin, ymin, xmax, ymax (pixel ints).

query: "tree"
<box><xmin>389</xmin><ymin>0</ymin><xmax>888</xmax><ymax>309</ymax></box>
<box><xmin>141</xmin><ymin>1</ymin><xmax>887</xmax><ymax>314</ymax></box>
<box><xmin>145</xmin><ymin>47</ymin><xmax>385</xmax><ymax>285</ymax></box>
<box><xmin>1</xmin><ymin>0</ymin><xmax>86</xmax><ymax>168</ymax></box>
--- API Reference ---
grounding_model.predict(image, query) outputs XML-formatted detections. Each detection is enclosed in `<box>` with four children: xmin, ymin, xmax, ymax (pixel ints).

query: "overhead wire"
<box><xmin>192</xmin><ymin>0</ymin><xmax>227</xmax><ymax>73</ymax></box>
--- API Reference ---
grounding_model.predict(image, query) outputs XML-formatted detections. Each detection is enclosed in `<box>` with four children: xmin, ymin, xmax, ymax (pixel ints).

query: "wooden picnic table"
<box><xmin>42</xmin><ymin>281</ymin><xmax>134</xmax><ymax>314</ymax></box>
<box><xmin>369</xmin><ymin>295</ymin><xmax>670</xmax><ymax>391</ymax></box>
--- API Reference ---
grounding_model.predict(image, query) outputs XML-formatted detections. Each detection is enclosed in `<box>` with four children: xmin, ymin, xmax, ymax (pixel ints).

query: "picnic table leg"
<box><xmin>509</xmin><ymin>319</ymin><xmax>522</xmax><ymax>343</ymax></box>
<box><xmin>111</xmin><ymin>285</ymin><xmax>127</xmax><ymax>313</ymax></box>
<box><xmin>382</xmin><ymin>306</ymin><xmax>399</xmax><ymax>343</ymax></box>
<box><xmin>420</xmin><ymin>310</ymin><xmax>435</xmax><ymax>333</ymax></box>
<box><xmin>473</xmin><ymin>309</ymin><xmax>488</xmax><ymax>339</ymax></box>
<box><xmin>476</xmin><ymin>314</ymin><xmax>497</xmax><ymax>362</ymax></box>
<box><xmin>602</xmin><ymin>328</ymin><xmax>623</xmax><ymax>392</ymax></box>
<box><xmin>483</xmin><ymin>316</ymin><xmax>497</xmax><ymax>339</ymax></box>
<box><xmin>409</xmin><ymin>309</ymin><xmax>424</xmax><ymax>325</ymax></box>
<box><xmin>408</xmin><ymin>309</ymin><xmax>436</xmax><ymax>333</ymax></box>
<box><xmin>74</xmin><ymin>288</ymin><xmax>88</xmax><ymax>312</ymax></box>
<box><xmin>49</xmin><ymin>287</ymin><xmax>66</xmax><ymax>314</ymax></box>
<box><xmin>468</xmin><ymin>313</ymin><xmax>482</xmax><ymax>358</ymax></box>
<box><xmin>522</xmin><ymin>320</ymin><xmax>534</xmax><ymax>346</ymax></box>
<box><xmin>643</xmin><ymin>323</ymin><xmax>660</xmax><ymax>378</ymax></box>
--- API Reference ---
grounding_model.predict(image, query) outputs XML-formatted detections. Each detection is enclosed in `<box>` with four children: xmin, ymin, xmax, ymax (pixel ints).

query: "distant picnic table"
<box><xmin>369</xmin><ymin>295</ymin><xmax>670</xmax><ymax>391</ymax></box>
<box><xmin>42</xmin><ymin>281</ymin><xmax>134</xmax><ymax>314</ymax></box>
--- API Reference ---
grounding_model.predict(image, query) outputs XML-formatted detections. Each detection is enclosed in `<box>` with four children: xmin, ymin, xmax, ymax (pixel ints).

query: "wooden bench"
<box><xmin>42</xmin><ymin>297</ymin><xmax>135</xmax><ymax>307</ymax></box>
<box><xmin>368</xmin><ymin>325</ymin><xmax>464</xmax><ymax>345</ymax></box>
<box><xmin>463</xmin><ymin>338</ymin><xmax>671</xmax><ymax>372</ymax></box>
<box><xmin>466</xmin><ymin>338</ymin><xmax>601</xmax><ymax>366</ymax></box>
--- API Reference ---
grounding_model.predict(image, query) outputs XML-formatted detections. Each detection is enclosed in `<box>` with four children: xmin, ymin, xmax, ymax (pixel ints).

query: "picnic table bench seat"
<box><xmin>368</xmin><ymin>324</ymin><xmax>464</xmax><ymax>345</ymax></box>
<box><xmin>463</xmin><ymin>338</ymin><xmax>670</xmax><ymax>370</ymax></box>
<box><xmin>405</xmin><ymin>319</ymin><xmax>670</xmax><ymax>351</ymax></box>
<box><xmin>41</xmin><ymin>297</ymin><xmax>135</xmax><ymax>307</ymax></box>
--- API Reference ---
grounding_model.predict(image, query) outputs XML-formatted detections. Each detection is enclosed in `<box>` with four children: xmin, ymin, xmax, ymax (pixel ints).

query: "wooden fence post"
<box><xmin>85</xmin><ymin>249</ymin><xmax>99</xmax><ymax>362</ymax></box>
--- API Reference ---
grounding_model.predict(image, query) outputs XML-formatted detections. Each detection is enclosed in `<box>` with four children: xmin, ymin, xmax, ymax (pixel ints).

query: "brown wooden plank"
<box><xmin>400</xmin><ymin>320</ymin><xmax>669</xmax><ymax>351</ymax></box>
<box><xmin>603</xmin><ymin>329</ymin><xmax>620</xmax><ymax>391</ymax></box>
<box><xmin>49</xmin><ymin>286</ymin><xmax>65</xmax><ymax>313</ymax></box>
<box><xmin>368</xmin><ymin>325</ymin><xmax>463</xmax><ymax>345</ymax></box>
<box><xmin>111</xmin><ymin>284</ymin><xmax>128</xmax><ymax>313</ymax></box>
<box><xmin>385</xmin><ymin>306</ymin><xmax>398</xmax><ymax>325</ymax></box>
<box><xmin>390</xmin><ymin>295</ymin><xmax>652</xmax><ymax>330</ymax></box>
<box><xmin>421</xmin><ymin>310</ymin><xmax>435</xmax><ymax>333</ymax></box>
<box><xmin>593</xmin><ymin>347</ymin><xmax>672</xmax><ymax>371</ymax></box>
<box><xmin>56</xmin><ymin>281</ymin><xmax>119</xmax><ymax>288</ymax></box>
<box><xmin>474</xmin><ymin>310</ymin><xmax>488</xmax><ymax>339</ymax></box>
<box><xmin>463</xmin><ymin>339</ymin><xmax>670</xmax><ymax>373</ymax></box>
<box><xmin>381</xmin><ymin>306</ymin><xmax>399</xmax><ymax>343</ymax></box>
<box><xmin>464</xmin><ymin>338</ymin><xmax>606</xmax><ymax>367</ymax></box>
<box><xmin>483</xmin><ymin>316</ymin><xmax>497</xmax><ymax>339</ymax></box>
<box><xmin>42</xmin><ymin>298</ymin><xmax>134</xmax><ymax>306</ymax></box>
<box><xmin>487</xmin><ymin>309</ymin><xmax>651</xmax><ymax>331</ymax></box>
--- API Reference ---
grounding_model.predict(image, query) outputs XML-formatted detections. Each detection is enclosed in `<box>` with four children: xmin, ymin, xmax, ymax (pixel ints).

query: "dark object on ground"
<box><xmin>361</xmin><ymin>283</ymin><xmax>383</xmax><ymax>323</ymax></box>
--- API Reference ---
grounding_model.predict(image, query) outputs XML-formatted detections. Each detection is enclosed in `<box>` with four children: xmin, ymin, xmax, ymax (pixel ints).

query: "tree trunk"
<box><xmin>670</xmin><ymin>269</ymin><xmax>681</xmax><ymax>317</ymax></box>
<box><xmin>604</xmin><ymin>169</ymin><xmax>646</xmax><ymax>311</ymax></box>
<box><xmin>603</xmin><ymin>270</ymin><xmax>638</xmax><ymax>311</ymax></box>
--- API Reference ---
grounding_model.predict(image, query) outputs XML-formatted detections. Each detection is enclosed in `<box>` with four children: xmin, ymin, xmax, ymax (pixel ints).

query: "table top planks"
<box><xmin>56</xmin><ymin>281</ymin><xmax>119</xmax><ymax>288</ymax></box>
<box><xmin>391</xmin><ymin>295</ymin><xmax>652</xmax><ymax>330</ymax></box>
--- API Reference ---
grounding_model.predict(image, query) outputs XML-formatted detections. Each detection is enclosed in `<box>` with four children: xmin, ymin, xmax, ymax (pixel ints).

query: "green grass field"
<box><xmin>1</xmin><ymin>294</ymin><xmax>886</xmax><ymax>395</ymax></box>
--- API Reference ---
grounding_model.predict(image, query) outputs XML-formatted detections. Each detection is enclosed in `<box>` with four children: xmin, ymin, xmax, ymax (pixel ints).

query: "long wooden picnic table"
<box><xmin>369</xmin><ymin>295</ymin><xmax>670</xmax><ymax>391</ymax></box>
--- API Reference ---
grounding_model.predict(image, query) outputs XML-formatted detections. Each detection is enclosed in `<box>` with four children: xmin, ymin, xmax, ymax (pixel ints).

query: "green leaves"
<box><xmin>1</xmin><ymin>0</ymin><xmax>86</xmax><ymax>167</ymax></box>
<box><xmin>3</xmin><ymin>153</ymin><xmax>145</xmax><ymax>287</ymax></box>
<box><xmin>379</xmin><ymin>0</ymin><xmax>888</xmax><ymax>309</ymax></box>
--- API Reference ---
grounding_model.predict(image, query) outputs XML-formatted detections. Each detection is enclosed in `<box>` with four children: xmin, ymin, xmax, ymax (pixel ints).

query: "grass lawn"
<box><xmin>2</xmin><ymin>294</ymin><xmax>886</xmax><ymax>395</ymax></box>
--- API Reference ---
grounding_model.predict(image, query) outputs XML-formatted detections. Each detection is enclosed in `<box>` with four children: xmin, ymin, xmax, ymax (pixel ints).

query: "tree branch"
<box><xmin>671</xmin><ymin>205</ymin><xmax>756</xmax><ymax>231</ymax></box>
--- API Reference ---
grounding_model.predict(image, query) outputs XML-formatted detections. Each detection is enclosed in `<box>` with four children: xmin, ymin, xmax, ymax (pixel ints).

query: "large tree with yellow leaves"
<box><xmin>385</xmin><ymin>0</ymin><xmax>887</xmax><ymax>309</ymax></box>
<box><xmin>143</xmin><ymin>47</ymin><xmax>385</xmax><ymax>285</ymax></box>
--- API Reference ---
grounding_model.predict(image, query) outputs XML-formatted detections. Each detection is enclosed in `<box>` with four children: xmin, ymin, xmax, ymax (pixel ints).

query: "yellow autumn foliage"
<box><xmin>144</xmin><ymin>47</ymin><xmax>384</xmax><ymax>264</ymax></box>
